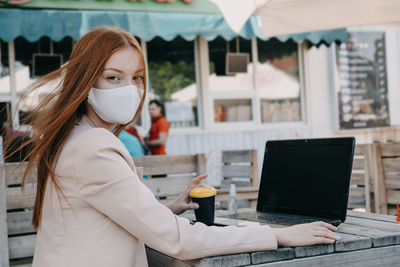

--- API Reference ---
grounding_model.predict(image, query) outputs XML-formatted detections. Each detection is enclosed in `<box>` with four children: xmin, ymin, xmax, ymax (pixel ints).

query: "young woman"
<box><xmin>14</xmin><ymin>27</ymin><xmax>339</xmax><ymax>267</ymax></box>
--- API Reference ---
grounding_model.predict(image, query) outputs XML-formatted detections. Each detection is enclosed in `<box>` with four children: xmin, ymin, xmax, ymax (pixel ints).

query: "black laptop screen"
<box><xmin>257</xmin><ymin>138</ymin><xmax>355</xmax><ymax>222</ymax></box>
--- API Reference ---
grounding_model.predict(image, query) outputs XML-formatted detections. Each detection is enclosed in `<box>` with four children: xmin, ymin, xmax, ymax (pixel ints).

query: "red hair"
<box><xmin>6</xmin><ymin>26</ymin><xmax>147</xmax><ymax>229</ymax></box>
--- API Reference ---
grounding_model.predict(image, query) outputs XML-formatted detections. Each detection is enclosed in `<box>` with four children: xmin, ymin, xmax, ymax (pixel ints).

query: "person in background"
<box><xmin>125</xmin><ymin>123</ymin><xmax>151</xmax><ymax>155</ymax></box>
<box><xmin>118</xmin><ymin>129</ymin><xmax>145</xmax><ymax>157</ymax></box>
<box><xmin>145</xmin><ymin>99</ymin><xmax>169</xmax><ymax>155</ymax></box>
<box><xmin>126</xmin><ymin>123</ymin><xmax>143</xmax><ymax>143</ymax></box>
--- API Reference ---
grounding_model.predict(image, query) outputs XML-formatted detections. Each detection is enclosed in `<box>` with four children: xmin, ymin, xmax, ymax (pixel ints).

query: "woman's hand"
<box><xmin>272</xmin><ymin>221</ymin><xmax>341</xmax><ymax>247</ymax></box>
<box><xmin>166</xmin><ymin>174</ymin><xmax>208</xmax><ymax>215</ymax></box>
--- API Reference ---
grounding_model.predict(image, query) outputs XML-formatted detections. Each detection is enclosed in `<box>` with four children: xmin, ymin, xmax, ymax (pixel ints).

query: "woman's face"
<box><xmin>93</xmin><ymin>46</ymin><xmax>144</xmax><ymax>91</ymax></box>
<box><xmin>87</xmin><ymin>46</ymin><xmax>145</xmax><ymax>130</ymax></box>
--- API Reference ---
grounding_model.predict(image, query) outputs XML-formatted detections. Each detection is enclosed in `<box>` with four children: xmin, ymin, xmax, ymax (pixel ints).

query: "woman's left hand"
<box><xmin>166</xmin><ymin>174</ymin><xmax>208</xmax><ymax>215</ymax></box>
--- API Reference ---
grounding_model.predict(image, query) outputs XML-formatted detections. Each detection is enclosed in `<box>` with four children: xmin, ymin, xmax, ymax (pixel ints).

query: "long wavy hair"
<box><xmin>6</xmin><ymin>26</ymin><xmax>147</xmax><ymax>229</ymax></box>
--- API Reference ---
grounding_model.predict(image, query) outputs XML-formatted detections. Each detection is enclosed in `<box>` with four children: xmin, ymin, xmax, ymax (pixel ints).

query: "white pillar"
<box><xmin>8</xmin><ymin>41</ymin><xmax>19</xmax><ymax>129</ymax></box>
<box><xmin>140</xmin><ymin>39</ymin><xmax>151</xmax><ymax>134</ymax></box>
<box><xmin>197</xmin><ymin>36</ymin><xmax>211</xmax><ymax>129</ymax></box>
<box><xmin>251</xmin><ymin>37</ymin><xmax>261</xmax><ymax>125</ymax></box>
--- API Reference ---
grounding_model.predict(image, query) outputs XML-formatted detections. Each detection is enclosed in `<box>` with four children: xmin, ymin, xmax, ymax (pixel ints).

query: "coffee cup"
<box><xmin>190</xmin><ymin>186</ymin><xmax>217</xmax><ymax>226</ymax></box>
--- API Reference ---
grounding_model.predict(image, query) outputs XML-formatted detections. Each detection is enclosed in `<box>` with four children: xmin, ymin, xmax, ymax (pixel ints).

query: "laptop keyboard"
<box><xmin>224</xmin><ymin>212</ymin><xmax>334</xmax><ymax>226</ymax></box>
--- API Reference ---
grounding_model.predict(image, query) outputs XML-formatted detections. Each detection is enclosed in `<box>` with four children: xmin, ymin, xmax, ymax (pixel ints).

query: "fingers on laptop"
<box><xmin>310</xmin><ymin>223</ymin><xmax>341</xmax><ymax>244</ymax></box>
<box><xmin>310</xmin><ymin>221</ymin><xmax>338</xmax><ymax>231</ymax></box>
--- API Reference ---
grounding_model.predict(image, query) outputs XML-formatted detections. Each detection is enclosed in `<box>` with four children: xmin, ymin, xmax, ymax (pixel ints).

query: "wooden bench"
<box><xmin>134</xmin><ymin>154</ymin><xmax>206</xmax><ymax>204</ymax></box>
<box><xmin>0</xmin><ymin>162</ymin><xmax>36</xmax><ymax>267</ymax></box>
<box><xmin>369</xmin><ymin>142</ymin><xmax>400</xmax><ymax>215</ymax></box>
<box><xmin>134</xmin><ymin>151</ymin><xmax>259</xmax><ymax>209</ymax></box>
<box><xmin>348</xmin><ymin>144</ymin><xmax>374</xmax><ymax>212</ymax></box>
<box><xmin>215</xmin><ymin>150</ymin><xmax>259</xmax><ymax>209</ymax></box>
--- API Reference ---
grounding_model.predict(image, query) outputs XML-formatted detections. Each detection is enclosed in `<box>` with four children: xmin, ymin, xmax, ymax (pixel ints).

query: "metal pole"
<box><xmin>8</xmin><ymin>41</ymin><xmax>19</xmax><ymax>129</ymax></box>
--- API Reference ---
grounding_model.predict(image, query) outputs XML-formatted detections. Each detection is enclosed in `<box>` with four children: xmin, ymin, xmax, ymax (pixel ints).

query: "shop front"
<box><xmin>0</xmin><ymin>0</ymin><xmax>352</xmax><ymax>175</ymax></box>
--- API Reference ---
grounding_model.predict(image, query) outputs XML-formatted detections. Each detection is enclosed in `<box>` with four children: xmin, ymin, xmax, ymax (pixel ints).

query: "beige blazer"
<box><xmin>32</xmin><ymin>116</ymin><xmax>277</xmax><ymax>267</ymax></box>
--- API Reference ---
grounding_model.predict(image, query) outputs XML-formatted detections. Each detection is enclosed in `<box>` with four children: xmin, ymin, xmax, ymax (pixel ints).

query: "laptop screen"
<box><xmin>257</xmin><ymin>137</ymin><xmax>355</xmax><ymax>222</ymax></box>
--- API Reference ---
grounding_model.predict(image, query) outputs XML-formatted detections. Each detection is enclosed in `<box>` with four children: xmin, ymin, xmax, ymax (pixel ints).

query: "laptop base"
<box><xmin>222</xmin><ymin>211</ymin><xmax>342</xmax><ymax>227</ymax></box>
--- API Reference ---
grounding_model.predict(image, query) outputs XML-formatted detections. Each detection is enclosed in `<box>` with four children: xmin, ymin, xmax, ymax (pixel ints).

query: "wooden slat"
<box><xmin>347</xmin><ymin>210</ymin><xmax>397</xmax><ymax>222</ymax></box>
<box><xmin>220</xmin><ymin>178</ymin><xmax>251</xmax><ymax>189</ymax></box>
<box><xmin>338</xmin><ymin>223</ymin><xmax>400</xmax><ymax>247</ymax></box>
<box><xmin>216</xmin><ymin>190</ymin><xmax>258</xmax><ymax>202</ymax></box>
<box><xmin>352</xmin><ymin>158</ymin><xmax>365</xmax><ymax>170</ymax></box>
<box><xmin>6</xmin><ymin>187</ymin><xmax>36</xmax><ymax>210</ymax></box>
<box><xmin>354</xmin><ymin>144</ymin><xmax>367</xmax><ymax>156</ymax></box>
<box><xmin>196</xmin><ymin>154</ymin><xmax>206</xmax><ymax>175</ymax></box>
<box><xmin>221</xmin><ymin>165</ymin><xmax>251</xmax><ymax>178</ymax></box>
<box><xmin>7</xmin><ymin>211</ymin><xmax>35</xmax><ymax>236</ymax></box>
<box><xmin>382</xmin><ymin>158</ymin><xmax>400</xmax><ymax>173</ymax></box>
<box><xmin>0</xmin><ymin>164</ymin><xmax>10</xmax><ymax>267</ymax></box>
<box><xmin>143</xmin><ymin>176</ymin><xmax>193</xmax><ymax>197</ymax></box>
<box><xmin>349</xmin><ymin>187</ymin><xmax>365</xmax><ymax>199</ymax></box>
<box><xmin>384</xmin><ymin>173</ymin><xmax>400</xmax><ymax>189</ymax></box>
<box><xmin>363</xmin><ymin>149</ymin><xmax>372</xmax><ymax>213</ymax></box>
<box><xmin>253</xmin><ymin>245</ymin><xmax>400</xmax><ymax>267</ymax></box>
<box><xmin>222</xmin><ymin>150</ymin><xmax>251</xmax><ymax>163</ymax></box>
<box><xmin>334</xmin><ymin>232</ymin><xmax>372</xmax><ymax>252</ymax></box>
<box><xmin>250</xmin><ymin>150</ymin><xmax>259</xmax><ymax>188</ymax></box>
<box><xmin>186</xmin><ymin>253</ymin><xmax>251</xmax><ymax>266</ymax></box>
<box><xmin>217</xmin><ymin>186</ymin><xmax>259</xmax><ymax>195</ymax></box>
<box><xmin>386</xmin><ymin>190</ymin><xmax>400</xmax><ymax>205</ymax></box>
<box><xmin>350</xmin><ymin>173</ymin><xmax>365</xmax><ymax>185</ymax></box>
<box><xmin>133</xmin><ymin>155</ymin><xmax>198</xmax><ymax>175</ymax></box>
<box><xmin>8</xmin><ymin>235</ymin><xmax>36</xmax><ymax>260</ymax></box>
<box><xmin>345</xmin><ymin>216</ymin><xmax>400</xmax><ymax>233</ymax></box>
<box><xmin>251</xmin><ymin>248</ymin><xmax>294</xmax><ymax>265</ymax></box>
<box><xmin>368</xmin><ymin>144</ymin><xmax>387</xmax><ymax>214</ymax></box>
<box><xmin>294</xmin><ymin>244</ymin><xmax>334</xmax><ymax>258</ymax></box>
<box><xmin>380</xmin><ymin>143</ymin><xmax>400</xmax><ymax>157</ymax></box>
<box><xmin>2</xmin><ymin>163</ymin><xmax>36</xmax><ymax>186</ymax></box>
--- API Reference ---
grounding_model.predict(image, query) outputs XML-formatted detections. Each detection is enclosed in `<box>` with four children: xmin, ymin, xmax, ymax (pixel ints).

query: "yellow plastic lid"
<box><xmin>190</xmin><ymin>186</ymin><xmax>217</xmax><ymax>198</ymax></box>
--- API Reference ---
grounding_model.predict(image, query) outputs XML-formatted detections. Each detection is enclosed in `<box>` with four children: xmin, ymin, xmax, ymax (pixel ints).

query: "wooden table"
<box><xmin>146</xmin><ymin>209</ymin><xmax>400</xmax><ymax>267</ymax></box>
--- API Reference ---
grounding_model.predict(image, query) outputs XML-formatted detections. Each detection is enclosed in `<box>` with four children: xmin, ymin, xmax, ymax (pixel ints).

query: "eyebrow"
<box><xmin>103</xmin><ymin>67</ymin><xmax>144</xmax><ymax>74</ymax></box>
<box><xmin>104</xmin><ymin>67</ymin><xmax>123</xmax><ymax>73</ymax></box>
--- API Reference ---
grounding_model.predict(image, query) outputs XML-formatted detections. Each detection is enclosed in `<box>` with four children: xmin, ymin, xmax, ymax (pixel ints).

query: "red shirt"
<box><xmin>148</xmin><ymin>115</ymin><xmax>169</xmax><ymax>155</ymax></box>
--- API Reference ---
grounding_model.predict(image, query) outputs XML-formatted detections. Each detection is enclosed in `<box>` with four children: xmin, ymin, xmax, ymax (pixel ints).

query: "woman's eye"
<box><xmin>133</xmin><ymin>76</ymin><xmax>144</xmax><ymax>82</ymax></box>
<box><xmin>106</xmin><ymin>75</ymin><xmax>120</xmax><ymax>81</ymax></box>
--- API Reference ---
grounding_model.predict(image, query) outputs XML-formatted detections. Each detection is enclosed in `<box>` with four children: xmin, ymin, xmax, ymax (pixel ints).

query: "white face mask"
<box><xmin>87</xmin><ymin>84</ymin><xmax>142</xmax><ymax>125</ymax></box>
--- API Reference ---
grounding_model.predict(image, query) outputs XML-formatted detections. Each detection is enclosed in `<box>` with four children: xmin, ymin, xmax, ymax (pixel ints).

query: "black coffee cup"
<box><xmin>190</xmin><ymin>186</ymin><xmax>217</xmax><ymax>226</ymax></box>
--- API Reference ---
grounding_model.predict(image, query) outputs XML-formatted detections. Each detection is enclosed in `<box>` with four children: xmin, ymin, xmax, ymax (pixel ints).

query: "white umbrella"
<box><xmin>210</xmin><ymin>0</ymin><xmax>400</xmax><ymax>37</ymax></box>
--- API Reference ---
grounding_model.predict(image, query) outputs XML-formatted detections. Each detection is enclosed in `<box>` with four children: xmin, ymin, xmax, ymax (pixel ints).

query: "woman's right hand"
<box><xmin>272</xmin><ymin>221</ymin><xmax>341</xmax><ymax>247</ymax></box>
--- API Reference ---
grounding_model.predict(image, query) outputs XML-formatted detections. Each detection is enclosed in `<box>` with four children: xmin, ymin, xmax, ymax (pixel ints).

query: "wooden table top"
<box><xmin>146</xmin><ymin>209</ymin><xmax>400</xmax><ymax>267</ymax></box>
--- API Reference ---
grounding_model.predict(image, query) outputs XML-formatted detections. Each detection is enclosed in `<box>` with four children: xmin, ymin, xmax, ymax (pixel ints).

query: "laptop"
<box><xmin>222</xmin><ymin>137</ymin><xmax>355</xmax><ymax>227</ymax></box>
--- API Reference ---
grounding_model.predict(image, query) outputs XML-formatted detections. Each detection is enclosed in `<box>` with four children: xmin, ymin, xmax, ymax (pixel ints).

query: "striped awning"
<box><xmin>0</xmin><ymin>8</ymin><xmax>346</xmax><ymax>43</ymax></box>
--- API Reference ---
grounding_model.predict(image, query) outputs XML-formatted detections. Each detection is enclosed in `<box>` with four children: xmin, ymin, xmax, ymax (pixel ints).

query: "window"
<box><xmin>257</xmin><ymin>38</ymin><xmax>302</xmax><ymax>123</ymax></box>
<box><xmin>147</xmin><ymin>37</ymin><xmax>198</xmax><ymax>128</ymax></box>
<box><xmin>214</xmin><ymin>99</ymin><xmax>252</xmax><ymax>122</ymax></box>
<box><xmin>209</xmin><ymin>37</ymin><xmax>254</xmax><ymax>123</ymax></box>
